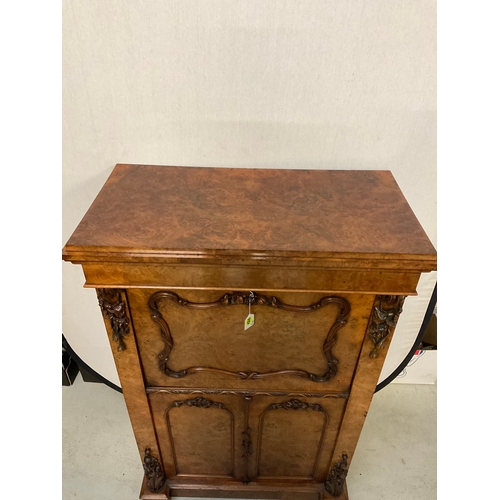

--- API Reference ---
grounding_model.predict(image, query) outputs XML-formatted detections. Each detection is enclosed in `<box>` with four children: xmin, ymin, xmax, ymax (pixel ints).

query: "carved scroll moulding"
<box><xmin>148</xmin><ymin>290</ymin><xmax>351</xmax><ymax>383</ymax></box>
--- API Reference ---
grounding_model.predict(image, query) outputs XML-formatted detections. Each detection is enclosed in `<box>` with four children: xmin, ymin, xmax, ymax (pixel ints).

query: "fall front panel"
<box><xmin>128</xmin><ymin>289</ymin><xmax>373</xmax><ymax>393</ymax></box>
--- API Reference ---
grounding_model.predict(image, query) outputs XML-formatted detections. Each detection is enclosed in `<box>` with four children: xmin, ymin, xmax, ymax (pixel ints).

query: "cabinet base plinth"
<box><xmin>140</xmin><ymin>477</ymin><xmax>348</xmax><ymax>500</ymax></box>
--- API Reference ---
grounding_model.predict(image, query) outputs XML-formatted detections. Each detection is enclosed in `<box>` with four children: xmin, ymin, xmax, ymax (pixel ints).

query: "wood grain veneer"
<box><xmin>63</xmin><ymin>164</ymin><xmax>436</xmax><ymax>499</ymax></box>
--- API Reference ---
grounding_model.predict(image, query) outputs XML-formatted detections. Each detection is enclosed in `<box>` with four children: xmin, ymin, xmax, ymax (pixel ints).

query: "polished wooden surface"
<box><xmin>63</xmin><ymin>165</ymin><xmax>436</xmax><ymax>499</ymax></box>
<box><xmin>128</xmin><ymin>289</ymin><xmax>372</xmax><ymax>393</ymax></box>
<box><xmin>63</xmin><ymin>164</ymin><xmax>436</xmax><ymax>270</ymax></box>
<box><xmin>141</xmin><ymin>478</ymin><xmax>345</xmax><ymax>500</ymax></box>
<box><xmin>81</xmin><ymin>262</ymin><xmax>423</xmax><ymax>294</ymax></box>
<box><xmin>96</xmin><ymin>289</ymin><xmax>163</xmax><ymax>470</ymax></box>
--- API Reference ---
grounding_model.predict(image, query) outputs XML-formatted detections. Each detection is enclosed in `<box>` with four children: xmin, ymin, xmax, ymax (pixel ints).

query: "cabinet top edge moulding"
<box><xmin>62</xmin><ymin>164</ymin><xmax>436</xmax><ymax>274</ymax></box>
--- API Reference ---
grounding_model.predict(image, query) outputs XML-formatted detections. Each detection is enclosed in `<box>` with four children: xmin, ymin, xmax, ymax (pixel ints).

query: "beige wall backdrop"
<box><xmin>63</xmin><ymin>0</ymin><xmax>436</xmax><ymax>387</ymax></box>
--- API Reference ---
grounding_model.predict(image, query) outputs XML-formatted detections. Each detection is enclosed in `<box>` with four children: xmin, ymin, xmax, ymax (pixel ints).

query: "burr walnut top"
<box><xmin>63</xmin><ymin>164</ymin><xmax>436</xmax><ymax>270</ymax></box>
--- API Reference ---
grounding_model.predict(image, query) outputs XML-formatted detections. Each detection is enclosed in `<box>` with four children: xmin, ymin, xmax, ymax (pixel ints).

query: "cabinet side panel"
<box><xmin>329</xmin><ymin>296</ymin><xmax>406</xmax><ymax>475</ymax></box>
<box><xmin>94</xmin><ymin>289</ymin><xmax>162</xmax><ymax>467</ymax></box>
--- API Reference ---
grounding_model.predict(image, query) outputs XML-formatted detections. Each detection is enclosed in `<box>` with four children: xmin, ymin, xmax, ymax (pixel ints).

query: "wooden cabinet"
<box><xmin>63</xmin><ymin>164</ymin><xmax>436</xmax><ymax>499</ymax></box>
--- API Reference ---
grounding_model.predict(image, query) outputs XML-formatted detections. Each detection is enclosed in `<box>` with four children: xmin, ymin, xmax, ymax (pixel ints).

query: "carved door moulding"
<box><xmin>146</xmin><ymin>386</ymin><xmax>350</xmax><ymax>399</ymax></box>
<box><xmin>148</xmin><ymin>290</ymin><xmax>351</xmax><ymax>383</ymax></box>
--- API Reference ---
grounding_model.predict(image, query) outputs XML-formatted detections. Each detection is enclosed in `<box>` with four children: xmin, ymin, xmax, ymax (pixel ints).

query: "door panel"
<box><xmin>129</xmin><ymin>289</ymin><xmax>374</xmax><ymax>393</ymax></box>
<box><xmin>149</xmin><ymin>392</ymin><xmax>245</xmax><ymax>481</ymax></box>
<box><xmin>248</xmin><ymin>395</ymin><xmax>347</xmax><ymax>482</ymax></box>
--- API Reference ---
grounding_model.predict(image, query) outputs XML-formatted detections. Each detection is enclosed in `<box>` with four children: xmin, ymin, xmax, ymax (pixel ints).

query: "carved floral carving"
<box><xmin>267</xmin><ymin>398</ymin><xmax>325</xmax><ymax>412</ymax></box>
<box><xmin>143</xmin><ymin>448</ymin><xmax>166</xmax><ymax>493</ymax></box>
<box><xmin>242</xmin><ymin>396</ymin><xmax>253</xmax><ymax>484</ymax></box>
<box><xmin>368</xmin><ymin>295</ymin><xmax>405</xmax><ymax>359</ymax></box>
<box><xmin>325</xmin><ymin>454</ymin><xmax>348</xmax><ymax>497</ymax></box>
<box><xmin>241</xmin><ymin>428</ymin><xmax>253</xmax><ymax>459</ymax></box>
<box><xmin>96</xmin><ymin>288</ymin><xmax>130</xmax><ymax>351</ymax></box>
<box><xmin>171</xmin><ymin>396</ymin><xmax>227</xmax><ymax>410</ymax></box>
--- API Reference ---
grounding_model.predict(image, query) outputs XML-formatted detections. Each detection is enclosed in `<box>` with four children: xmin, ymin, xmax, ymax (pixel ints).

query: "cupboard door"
<box><xmin>247</xmin><ymin>395</ymin><xmax>347</xmax><ymax>482</ymax></box>
<box><xmin>148</xmin><ymin>392</ymin><xmax>246</xmax><ymax>482</ymax></box>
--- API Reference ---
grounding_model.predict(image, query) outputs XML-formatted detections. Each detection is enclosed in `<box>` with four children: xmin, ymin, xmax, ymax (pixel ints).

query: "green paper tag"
<box><xmin>244</xmin><ymin>313</ymin><xmax>254</xmax><ymax>330</ymax></box>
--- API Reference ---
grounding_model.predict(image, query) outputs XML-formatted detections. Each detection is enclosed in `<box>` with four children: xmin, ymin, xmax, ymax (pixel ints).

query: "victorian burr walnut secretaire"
<box><xmin>62</xmin><ymin>164</ymin><xmax>437</xmax><ymax>500</ymax></box>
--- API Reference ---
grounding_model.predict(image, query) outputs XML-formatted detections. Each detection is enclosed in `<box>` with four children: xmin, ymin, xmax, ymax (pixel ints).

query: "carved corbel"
<box><xmin>96</xmin><ymin>288</ymin><xmax>130</xmax><ymax>351</ymax></box>
<box><xmin>368</xmin><ymin>295</ymin><xmax>405</xmax><ymax>359</ymax></box>
<box><xmin>325</xmin><ymin>454</ymin><xmax>348</xmax><ymax>497</ymax></box>
<box><xmin>143</xmin><ymin>448</ymin><xmax>166</xmax><ymax>493</ymax></box>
